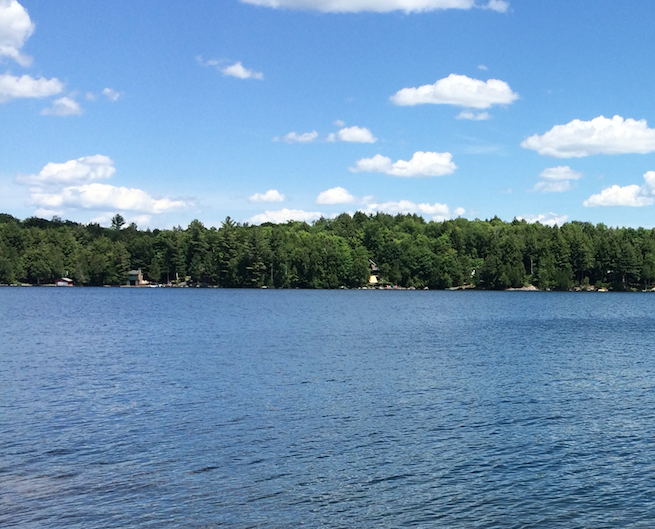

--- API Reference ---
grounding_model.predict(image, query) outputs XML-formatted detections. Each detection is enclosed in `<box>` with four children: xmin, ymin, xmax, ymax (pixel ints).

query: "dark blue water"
<box><xmin>2</xmin><ymin>288</ymin><xmax>655</xmax><ymax>528</ymax></box>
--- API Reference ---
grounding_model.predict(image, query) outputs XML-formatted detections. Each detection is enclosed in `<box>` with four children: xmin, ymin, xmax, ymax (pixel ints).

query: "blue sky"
<box><xmin>3</xmin><ymin>0</ymin><xmax>655</xmax><ymax>228</ymax></box>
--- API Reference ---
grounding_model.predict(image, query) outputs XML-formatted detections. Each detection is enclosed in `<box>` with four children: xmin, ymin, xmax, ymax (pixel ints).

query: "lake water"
<box><xmin>2</xmin><ymin>288</ymin><xmax>655</xmax><ymax>528</ymax></box>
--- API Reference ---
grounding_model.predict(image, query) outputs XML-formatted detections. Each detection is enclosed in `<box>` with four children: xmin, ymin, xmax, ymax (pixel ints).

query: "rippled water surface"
<box><xmin>2</xmin><ymin>288</ymin><xmax>655</xmax><ymax>527</ymax></box>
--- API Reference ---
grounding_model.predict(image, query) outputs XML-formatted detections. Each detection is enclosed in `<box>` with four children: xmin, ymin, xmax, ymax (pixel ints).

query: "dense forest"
<box><xmin>1</xmin><ymin>211</ymin><xmax>655</xmax><ymax>290</ymax></box>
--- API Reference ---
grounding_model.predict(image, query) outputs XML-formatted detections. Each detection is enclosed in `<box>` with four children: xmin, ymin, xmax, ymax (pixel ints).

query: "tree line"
<box><xmin>1</xmin><ymin>211</ymin><xmax>655</xmax><ymax>290</ymax></box>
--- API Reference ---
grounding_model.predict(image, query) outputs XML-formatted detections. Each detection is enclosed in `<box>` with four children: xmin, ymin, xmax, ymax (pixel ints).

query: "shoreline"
<box><xmin>2</xmin><ymin>283</ymin><xmax>653</xmax><ymax>292</ymax></box>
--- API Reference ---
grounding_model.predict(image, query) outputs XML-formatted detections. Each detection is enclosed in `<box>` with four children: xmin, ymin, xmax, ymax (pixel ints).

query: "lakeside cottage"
<box><xmin>368</xmin><ymin>260</ymin><xmax>380</xmax><ymax>286</ymax></box>
<box><xmin>127</xmin><ymin>269</ymin><xmax>146</xmax><ymax>286</ymax></box>
<box><xmin>55</xmin><ymin>277</ymin><xmax>74</xmax><ymax>287</ymax></box>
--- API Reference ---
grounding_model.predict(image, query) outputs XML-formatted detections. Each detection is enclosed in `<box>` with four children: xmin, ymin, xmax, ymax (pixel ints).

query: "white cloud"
<box><xmin>517</xmin><ymin>213</ymin><xmax>568</xmax><ymax>226</ymax></box>
<box><xmin>40</xmin><ymin>96</ymin><xmax>83</xmax><ymax>116</ymax></box>
<box><xmin>456</xmin><ymin>111</ymin><xmax>490</xmax><ymax>121</ymax></box>
<box><xmin>279</xmin><ymin>130</ymin><xmax>319</xmax><ymax>143</ymax></box>
<box><xmin>240</xmin><ymin>0</ymin><xmax>508</xmax><ymax>13</ymax></box>
<box><xmin>532</xmin><ymin>166</ymin><xmax>582</xmax><ymax>193</ymax></box>
<box><xmin>0</xmin><ymin>73</ymin><xmax>63</xmax><ymax>102</ymax></box>
<box><xmin>361</xmin><ymin>199</ymin><xmax>464</xmax><ymax>222</ymax></box>
<box><xmin>478</xmin><ymin>65</ymin><xmax>488</xmax><ymax>71</ymax></box>
<box><xmin>249</xmin><ymin>189</ymin><xmax>285</xmax><ymax>202</ymax></box>
<box><xmin>17</xmin><ymin>155</ymin><xmax>191</xmax><ymax>216</ymax></box>
<box><xmin>583</xmin><ymin>171</ymin><xmax>655</xmax><ymax>207</ymax></box>
<box><xmin>196</xmin><ymin>56</ymin><xmax>219</xmax><ymax>67</ymax></box>
<box><xmin>482</xmin><ymin>0</ymin><xmax>508</xmax><ymax>12</ymax></box>
<box><xmin>221</xmin><ymin>61</ymin><xmax>264</xmax><ymax>80</ymax></box>
<box><xmin>533</xmin><ymin>180</ymin><xmax>572</xmax><ymax>194</ymax></box>
<box><xmin>390</xmin><ymin>74</ymin><xmax>518</xmax><ymax>109</ymax></box>
<box><xmin>539</xmin><ymin>166</ymin><xmax>582</xmax><ymax>181</ymax></box>
<box><xmin>249</xmin><ymin>208</ymin><xmax>323</xmax><ymax>224</ymax></box>
<box><xmin>17</xmin><ymin>155</ymin><xmax>115</xmax><ymax>185</ymax></box>
<box><xmin>521</xmin><ymin>115</ymin><xmax>655</xmax><ymax>158</ymax></box>
<box><xmin>316</xmin><ymin>186</ymin><xmax>356</xmax><ymax>205</ymax></box>
<box><xmin>350</xmin><ymin>151</ymin><xmax>456</xmax><ymax>178</ymax></box>
<box><xmin>29</xmin><ymin>183</ymin><xmax>190</xmax><ymax>214</ymax></box>
<box><xmin>333</xmin><ymin>119</ymin><xmax>346</xmax><ymax>126</ymax></box>
<box><xmin>327</xmin><ymin>125</ymin><xmax>377</xmax><ymax>143</ymax></box>
<box><xmin>102</xmin><ymin>87</ymin><xmax>121</xmax><ymax>102</ymax></box>
<box><xmin>0</xmin><ymin>0</ymin><xmax>34</xmax><ymax>66</ymax></box>
<box><xmin>34</xmin><ymin>208</ymin><xmax>63</xmax><ymax>218</ymax></box>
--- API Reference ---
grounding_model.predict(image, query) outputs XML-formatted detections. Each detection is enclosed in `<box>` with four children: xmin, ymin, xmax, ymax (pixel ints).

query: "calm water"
<box><xmin>1</xmin><ymin>288</ymin><xmax>655</xmax><ymax>528</ymax></box>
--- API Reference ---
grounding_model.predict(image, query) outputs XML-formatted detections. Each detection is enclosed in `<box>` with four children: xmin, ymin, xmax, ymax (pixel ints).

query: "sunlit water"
<box><xmin>2</xmin><ymin>288</ymin><xmax>655</xmax><ymax>528</ymax></box>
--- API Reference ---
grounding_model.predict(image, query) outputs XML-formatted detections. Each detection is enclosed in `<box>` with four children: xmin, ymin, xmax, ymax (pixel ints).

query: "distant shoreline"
<box><xmin>2</xmin><ymin>283</ymin><xmax>652</xmax><ymax>293</ymax></box>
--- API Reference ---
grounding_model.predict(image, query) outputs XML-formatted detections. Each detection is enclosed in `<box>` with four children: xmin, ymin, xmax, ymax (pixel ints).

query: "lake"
<box><xmin>2</xmin><ymin>288</ymin><xmax>655</xmax><ymax>527</ymax></box>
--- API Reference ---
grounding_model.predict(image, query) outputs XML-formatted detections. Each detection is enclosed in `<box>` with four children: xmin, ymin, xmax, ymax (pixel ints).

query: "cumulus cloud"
<box><xmin>29</xmin><ymin>183</ymin><xmax>190</xmax><ymax>214</ymax></box>
<box><xmin>17</xmin><ymin>155</ymin><xmax>191</xmax><ymax>216</ymax></box>
<box><xmin>521</xmin><ymin>115</ymin><xmax>655</xmax><ymax>158</ymax></box>
<box><xmin>240</xmin><ymin>0</ymin><xmax>508</xmax><ymax>13</ymax></box>
<box><xmin>456</xmin><ymin>111</ymin><xmax>490</xmax><ymax>121</ymax></box>
<box><xmin>249</xmin><ymin>189</ymin><xmax>285</xmax><ymax>202</ymax></box>
<box><xmin>102</xmin><ymin>87</ymin><xmax>121</xmax><ymax>102</ymax></box>
<box><xmin>34</xmin><ymin>208</ymin><xmax>63</xmax><ymax>218</ymax></box>
<box><xmin>316</xmin><ymin>186</ymin><xmax>356</xmax><ymax>205</ymax></box>
<box><xmin>516</xmin><ymin>213</ymin><xmax>568</xmax><ymax>227</ymax></box>
<box><xmin>0</xmin><ymin>73</ymin><xmax>63</xmax><ymax>102</ymax></box>
<box><xmin>17</xmin><ymin>155</ymin><xmax>115</xmax><ymax>185</ymax></box>
<box><xmin>583</xmin><ymin>171</ymin><xmax>655</xmax><ymax>207</ymax></box>
<box><xmin>313</xmin><ymin>187</ymin><xmax>464</xmax><ymax>221</ymax></box>
<box><xmin>390</xmin><ymin>74</ymin><xmax>518</xmax><ymax>109</ymax></box>
<box><xmin>361</xmin><ymin>200</ymin><xmax>465</xmax><ymax>222</ymax></box>
<box><xmin>221</xmin><ymin>61</ymin><xmax>264</xmax><ymax>80</ymax></box>
<box><xmin>278</xmin><ymin>130</ymin><xmax>319</xmax><ymax>143</ymax></box>
<box><xmin>40</xmin><ymin>96</ymin><xmax>83</xmax><ymax>116</ymax></box>
<box><xmin>327</xmin><ymin>126</ymin><xmax>377</xmax><ymax>143</ymax></box>
<box><xmin>350</xmin><ymin>151</ymin><xmax>456</xmax><ymax>178</ymax></box>
<box><xmin>533</xmin><ymin>166</ymin><xmax>582</xmax><ymax>193</ymax></box>
<box><xmin>0</xmin><ymin>0</ymin><xmax>34</xmax><ymax>66</ymax></box>
<box><xmin>249</xmin><ymin>208</ymin><xmax>323</xmax><ymax>224</ymax></box>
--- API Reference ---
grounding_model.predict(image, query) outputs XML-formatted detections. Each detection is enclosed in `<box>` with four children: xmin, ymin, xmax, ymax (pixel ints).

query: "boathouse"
<box><xmin>127</xmin><ymin>269</ymin><xmax>145</xmax><ymax>286</ymax></box>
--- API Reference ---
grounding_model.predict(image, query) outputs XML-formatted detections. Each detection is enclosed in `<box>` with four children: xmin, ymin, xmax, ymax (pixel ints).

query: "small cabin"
<box><xmin>368</xmin><ymin>260</ymin><xmax>380</xmax><ymax>285</ymax></box>
<box><xmin>127</xmin><ymin>269</ymin><xmax>145</xmax><ymax>286</ymax></box>
<box><xmin>55</xmin><ymin>277</ymin><xmax>74</xmax><ymax>287</ymax></box>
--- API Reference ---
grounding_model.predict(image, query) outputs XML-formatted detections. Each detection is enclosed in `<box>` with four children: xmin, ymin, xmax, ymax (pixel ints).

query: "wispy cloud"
<box><xmin>102</xmin><ymin>87</ymin><xmax>121</xmax><ymax>102</ymax></box>
<box><xmin>240</xmin><ymin>0</ymin><xmax>509</xmax><ymax>14</ymax></box>
<box><xmin>532</xmin><ymin>166</ymin><xmax>582</xmax><ymax>193</ymax></box>
<box><xmin>197</xmin><ymin>56</ymin><xmax>264</xmax><ymax>80</ymax></box>
<box><xmin>274</xmin><ymin>130</ymin><xmax>319</xmax><ymax>143</ymax></box>
<box><xmin>40</xmin><ymin>96</ymin><xmax>83</xmax><ymax>116</ymax></box>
